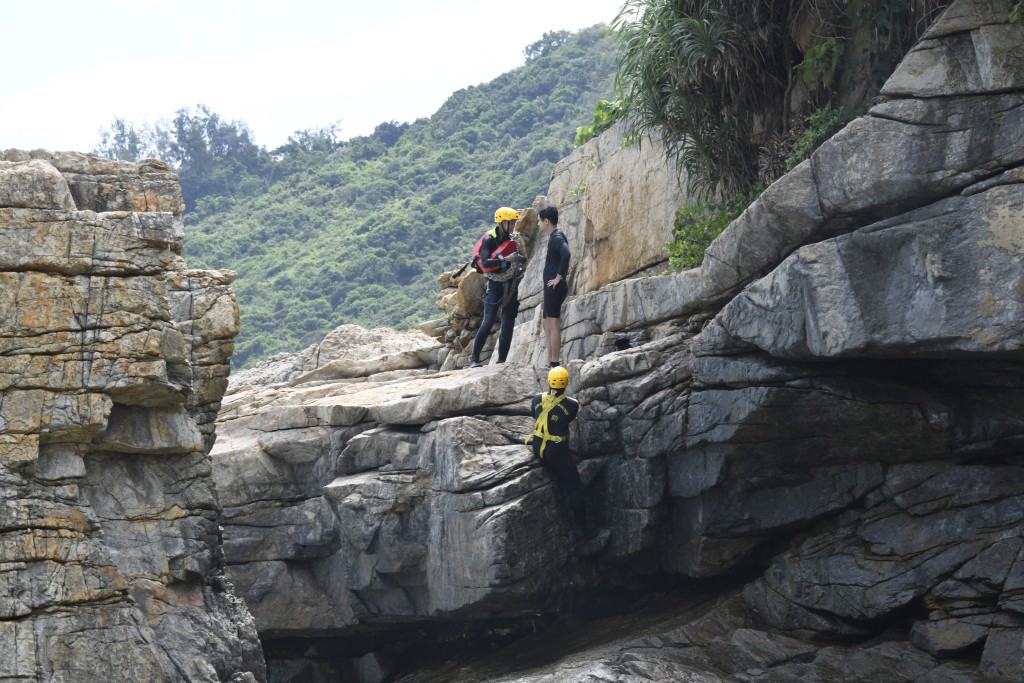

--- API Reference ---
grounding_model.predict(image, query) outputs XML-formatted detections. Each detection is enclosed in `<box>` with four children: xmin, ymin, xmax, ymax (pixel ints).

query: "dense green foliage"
<box><xmin>96</xmin><ymin>27</ymin><xmax>619</xmax><ymax>368</ymax></box>
<box><xmin>597</xmin><ymin>0</ymin><xmax>949</xmax><ymax>269</ymax></box>
<box><xmin>666</xmin><ymin>186</ymin><xmax>761</xmax><ymax>270</ymax></box>
<box><xmin>610</xmin><ymin>0</ymin><xmax>949</xmax><ymax>199</ymax></box>
<box><xmin>612</xmin><ymin>0</ymin><xmax>792</xmax><ymax>197</ymax></box>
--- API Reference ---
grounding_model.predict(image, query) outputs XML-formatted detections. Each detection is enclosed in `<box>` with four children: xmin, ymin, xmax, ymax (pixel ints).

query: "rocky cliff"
<box><xmin>0</xmin><ymin>151</ymin><xmax>264</xmax><ymax>681</ymax></box>
<box><xmin>212</xmin><ymin>2</ymin><xmax>1024</xmax><ymax>681</ymax></box>
<box><xmin>4</xmin><ymin>2</ymin><xmax>1023</xmax><ymax>682</ymax></box>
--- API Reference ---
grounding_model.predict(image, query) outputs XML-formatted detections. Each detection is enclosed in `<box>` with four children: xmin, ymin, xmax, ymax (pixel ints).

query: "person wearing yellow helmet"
<box><xmin>467</xmin><ymin>207</ymin><xmax>527</xmax><ymax>368</ymax></box>
<box><xmin>526</xmin><ymin>366</ymin><xmax>594</xmax><ymax>543</ymax></box>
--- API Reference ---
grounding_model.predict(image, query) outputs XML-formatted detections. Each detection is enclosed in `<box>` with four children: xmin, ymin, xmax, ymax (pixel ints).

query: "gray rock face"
<box><xmin>209</xmin><ymin>3</ymin><xmax>1024</xmax><ymax>681</ymax></box>
<box><xmin>0</xmin><ymin>151</ymin><xmax>263</xmax><ymax>681</ymax></box>
<box><xmin>7</xmin><ymin>2</ymin><xmax>1023</xmax><ymax>682</ymax></box>
<box><xmin>712</xmin><ymin>184</ymin><xmax>1024</xmax><ymax>359</ymax></box>
<box><xmin>213</xmin><ymin>364</ymin><xmax>574</xmax><ymax>636</ymax></box>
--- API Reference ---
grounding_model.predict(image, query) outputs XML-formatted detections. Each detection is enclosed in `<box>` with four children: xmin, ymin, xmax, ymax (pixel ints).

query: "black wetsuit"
<box><xmin>543</xmin><ymin>228</ymin><xmax>570</xmax><ymax>318</ymax></box>
<box><xmin>471</xmin><ymin>229</ymin><xmax>520</xmax><ymax>363</ymax></box>
<box><xmin>529</xmin><ymin>389</ymin><xmax>586</xmax><ymax>531</ymax></box>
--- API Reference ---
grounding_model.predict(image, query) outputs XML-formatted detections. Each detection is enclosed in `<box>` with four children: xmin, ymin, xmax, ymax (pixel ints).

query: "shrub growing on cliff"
<box><xmin>785</xmin><ymin>104</ymin><xmax>853</xmax><ymax>172</ymax></box>
<box><xmin>607</xmin><ymin>0</ymin><xmax>950</xmax><ymax>272</ymax></box>
<box><xmin>611</xmin><ymin>1</ymin><xmax>788</xmax><ymax>197</ymax></box>
<box><xmin>574</xmin><ymin>97</ymin><xmax>626</xmax><ymax>146</ymax></box>
<box><xmin>666</xmin><ymin>187</ymin><xmax>760</xmax><ymax>270</ymax></box>
<box><xmin>609</xmin><ymin>0</ymin><xmax>950</xmax><ymax>199</ymax></box>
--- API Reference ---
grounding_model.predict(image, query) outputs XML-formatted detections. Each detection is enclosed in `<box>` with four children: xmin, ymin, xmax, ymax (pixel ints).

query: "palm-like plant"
<box><xmin>613</xmin><ymin>0</ymin><xmax>791</xmax><ymax>197</ymax></box>
<box><xmin>611</xmin><ymin>0</ymin><xmax>952</xmax><ymax>199</ymax></box>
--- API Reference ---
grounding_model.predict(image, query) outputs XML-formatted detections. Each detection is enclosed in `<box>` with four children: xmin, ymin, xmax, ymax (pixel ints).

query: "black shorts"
<box><xmin>543</xmin><ymin>280</ymin><xmax>568</xmax><ymax>319</ymax></box>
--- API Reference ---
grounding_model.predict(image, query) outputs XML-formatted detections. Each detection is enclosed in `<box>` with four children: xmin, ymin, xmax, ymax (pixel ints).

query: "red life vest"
<box><xmin>471</xmin><ymin>227</ymin><xmax>517</xmax><ymax>273</ymax></box>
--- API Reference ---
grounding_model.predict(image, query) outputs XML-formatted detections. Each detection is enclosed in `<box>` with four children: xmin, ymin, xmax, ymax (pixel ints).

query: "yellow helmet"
<box><xmin>494</xmin><ymin>206</ymin><xmax>519</xmax><ymax>224</ymax></box>
<box><xmin>548</xmin><ymin>366</ymin><xmax>569</xmax><ymax>389</ymax></box>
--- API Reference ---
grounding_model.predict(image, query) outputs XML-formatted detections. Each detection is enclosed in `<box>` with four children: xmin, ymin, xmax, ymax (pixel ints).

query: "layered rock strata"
<box><xmin>0</xmin><ymin>151</ymin><xmax>264</xmax><ymax>682</ymax></box>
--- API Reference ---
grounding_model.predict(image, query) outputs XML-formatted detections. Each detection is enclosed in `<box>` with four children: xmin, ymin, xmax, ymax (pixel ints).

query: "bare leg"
<box><xmin>543</xmin><ymin>316</ymin><xmax>561</xmax><ymax>364</ymax></box>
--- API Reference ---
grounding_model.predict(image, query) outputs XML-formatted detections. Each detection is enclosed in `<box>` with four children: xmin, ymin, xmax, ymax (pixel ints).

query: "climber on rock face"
<box><xmin>527</xmin><ymin>366</ymin><xmax>595</xmax><ymax>543</ymax></box>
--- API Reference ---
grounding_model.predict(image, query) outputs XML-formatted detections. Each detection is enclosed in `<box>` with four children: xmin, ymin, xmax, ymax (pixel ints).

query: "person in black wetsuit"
<box><xmin>538</xmin><ymin>206</ymin><xmax>569</xmax><ymax>369</ymax></box>
<box><xmin>527</xmin><ymin>366</ymin><xmax>594</xmax><ymax>542</ymax></box>
<box><xmin>468</xmin><ymin>206</ymin><xmax>526</xmax><ymax>368</ymax></box>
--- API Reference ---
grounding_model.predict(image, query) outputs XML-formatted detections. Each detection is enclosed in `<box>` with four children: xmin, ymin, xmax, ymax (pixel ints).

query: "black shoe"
<box><xmin>467</xmin><ymin>359</ymin><xmax>482</xmax><ymax>369</ymax></box>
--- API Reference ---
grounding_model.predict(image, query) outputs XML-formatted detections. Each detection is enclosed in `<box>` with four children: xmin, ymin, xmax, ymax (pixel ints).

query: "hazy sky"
<box><xmin>1</xmin><ymin>0</ymin><xmax>627</xmax><ymax>154</ymax></box>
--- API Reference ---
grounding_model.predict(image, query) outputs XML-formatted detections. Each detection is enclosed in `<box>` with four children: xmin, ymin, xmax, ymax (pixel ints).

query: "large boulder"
<box><xmin>227</xmin><ymin>323</ymin><xmax>441</xmax><ymax>389</ymax></box>
<box><xmin>213</xmin><ymin>361</ymin><xmax>580</xmax><ymax>634</ymax></box>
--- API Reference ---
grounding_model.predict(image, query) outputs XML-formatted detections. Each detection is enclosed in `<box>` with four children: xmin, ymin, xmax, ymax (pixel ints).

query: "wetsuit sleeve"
<box><xmin>557</xmin><ymin>234</ymin><xmax>571</xmax><ymax>277</ymax></box>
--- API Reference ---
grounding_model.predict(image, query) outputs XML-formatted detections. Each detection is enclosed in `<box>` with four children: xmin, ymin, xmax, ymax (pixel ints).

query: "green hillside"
<box><xmin>177</xmin><ymin>26</ymin><xmax>618</xmax><ymax>368</ymax></box>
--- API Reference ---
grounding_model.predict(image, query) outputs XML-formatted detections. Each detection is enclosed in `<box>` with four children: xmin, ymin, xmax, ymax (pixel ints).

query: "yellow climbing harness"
<box><xmin>526</xmin><ymin>391</ymin><xmax>569</xmax><ymax>459</ymax></box>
